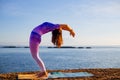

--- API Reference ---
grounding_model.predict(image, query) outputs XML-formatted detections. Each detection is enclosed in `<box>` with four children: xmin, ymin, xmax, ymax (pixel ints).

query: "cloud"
<box><xmin>90</xmin><ymin>2</ymin><xmax>120</xmax><ymax>16</ymax></box>
<box><xmin>1</xmin><ymin>2</ymin><xmax>19</xmax><ymax>15</ymax></box>
<box><xmin>1</xmin><ymin>2</ymin><xmax>31</xmax><ymax>17</ymax></box>
<box><xmin>68</xmin><ymin>0</ymin><xmax>120</xmax><ymax>18</ymax></box>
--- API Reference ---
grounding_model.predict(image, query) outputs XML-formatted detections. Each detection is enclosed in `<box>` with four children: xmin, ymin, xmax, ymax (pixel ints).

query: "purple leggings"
<box><xmin>29</xmin><ymin>32</ymin><xmax>46</xmax><ymax>72</ymax></box>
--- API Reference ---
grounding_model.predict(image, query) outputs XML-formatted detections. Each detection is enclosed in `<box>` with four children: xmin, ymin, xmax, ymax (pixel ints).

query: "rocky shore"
<box><xmin>0</xmin><ymin>68</ymin><xmax>120</xmax><ymax>80</ymax></box>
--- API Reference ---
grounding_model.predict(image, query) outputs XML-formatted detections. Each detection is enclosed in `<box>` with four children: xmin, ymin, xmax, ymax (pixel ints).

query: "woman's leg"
<box><xmin>29</xmin><ymin>41</ymin><xmax>46</xmax><ymax>73</ymax></box>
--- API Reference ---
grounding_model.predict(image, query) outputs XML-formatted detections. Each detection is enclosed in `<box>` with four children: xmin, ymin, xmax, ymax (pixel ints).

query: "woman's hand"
<box><xmin>70</xmin><ymin>29</ymin><xmax>75</xmax><ymax>37</ymax></box>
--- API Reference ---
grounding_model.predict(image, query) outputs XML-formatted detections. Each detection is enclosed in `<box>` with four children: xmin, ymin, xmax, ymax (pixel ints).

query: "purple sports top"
<box><xmin>32</xmin><ymin>22</ymin><xmax>60</xmax><ymax>36</ymax></box>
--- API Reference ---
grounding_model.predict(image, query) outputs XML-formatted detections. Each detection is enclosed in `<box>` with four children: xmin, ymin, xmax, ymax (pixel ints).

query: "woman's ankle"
<box><xmin>37</xmin><ymin>71</ymin><xmax>48</xmax><ymax>77</ymax></box>
<box><xmin>42</xmin><ymin>71</ymin><xmax>48</xmax><ymax>76</ymax></box>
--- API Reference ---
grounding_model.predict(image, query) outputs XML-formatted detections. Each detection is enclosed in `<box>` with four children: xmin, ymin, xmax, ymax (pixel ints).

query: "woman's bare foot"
<box><xmin>36</xmin><ymin>71</ymin><xmax>48</xmax><ymax>79</ymax></box>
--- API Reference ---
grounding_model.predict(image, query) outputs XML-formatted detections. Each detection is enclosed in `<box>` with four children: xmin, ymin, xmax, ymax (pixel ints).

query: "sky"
<box><xmin>0</xmin><ymin>0</ymin><xmax>120</xmax><ymax>46</ymax></box>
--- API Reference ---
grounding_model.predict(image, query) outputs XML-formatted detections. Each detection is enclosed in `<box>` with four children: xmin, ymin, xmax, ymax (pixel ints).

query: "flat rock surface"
<box><xmin>0</xmin><ymin>68</ymin><xmax>120</xmax><ymax>80</ymax></box>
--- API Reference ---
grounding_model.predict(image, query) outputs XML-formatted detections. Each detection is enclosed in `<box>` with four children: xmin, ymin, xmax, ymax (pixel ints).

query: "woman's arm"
<box><xmin>60</xmin><ymin>24</ymin><xmax>75</xmax><ymax>37</ymax></box>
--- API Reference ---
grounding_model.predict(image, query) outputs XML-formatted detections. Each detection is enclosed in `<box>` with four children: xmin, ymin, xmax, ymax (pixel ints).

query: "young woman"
<box><xmin>29</xmin><ymin>22</ymin><xmax>75</xmax><ymax>78</ymax></box>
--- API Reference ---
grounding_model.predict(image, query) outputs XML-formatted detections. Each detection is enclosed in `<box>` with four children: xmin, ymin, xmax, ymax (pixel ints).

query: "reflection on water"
<box><xmin>48</xmin><ymin>72</ymin><xmax>93</xmax><ymax>78</ymax></box>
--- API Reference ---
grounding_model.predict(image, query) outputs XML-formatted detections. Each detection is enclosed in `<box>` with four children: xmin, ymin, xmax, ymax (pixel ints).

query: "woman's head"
<box><xmin>52</xmin><ymin>29</ymin><xmax>63</xmax><ymax>48</ymax></box>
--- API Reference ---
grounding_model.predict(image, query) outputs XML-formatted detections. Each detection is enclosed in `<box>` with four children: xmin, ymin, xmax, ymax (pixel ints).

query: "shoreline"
<box><xmin>0</xmin><ymin>68</ymin><xmax>120</xmax><ymax>80</ymax></box>
<box><xmin>1</xmin><ymin>45</ymin><xmax>120</xmax><ymax>49</ymax></box>
<box><xmin>0</xmin><ymin>46</ymin><xmax>92</xmax><ymax>49</ymax></box>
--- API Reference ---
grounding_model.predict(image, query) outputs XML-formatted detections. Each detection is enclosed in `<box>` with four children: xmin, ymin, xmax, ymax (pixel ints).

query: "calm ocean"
<box><xmin>0</xmin><ymin>46</ymin><xmax>120</xmax><ymax>73</ymax></box>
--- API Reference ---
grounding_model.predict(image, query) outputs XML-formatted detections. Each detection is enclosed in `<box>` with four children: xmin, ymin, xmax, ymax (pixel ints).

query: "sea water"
<box><xmin>0</xmin><ymin>47</ymin><xmax>120</xmax><ymax>73</ymax></box>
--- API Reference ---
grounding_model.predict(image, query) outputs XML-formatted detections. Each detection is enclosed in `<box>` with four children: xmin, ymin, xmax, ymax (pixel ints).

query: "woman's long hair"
<box><xmin>52</xmin><ymin>29</ymin><xmax>63</xmax><ymax>48</ymax></box>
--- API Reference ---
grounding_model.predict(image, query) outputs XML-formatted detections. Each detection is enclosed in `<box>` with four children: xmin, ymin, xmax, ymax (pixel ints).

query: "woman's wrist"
<box><xmin>69</xmin><ymin>29</ymin><xmax>73</xmax><ymax>33</ymax></box>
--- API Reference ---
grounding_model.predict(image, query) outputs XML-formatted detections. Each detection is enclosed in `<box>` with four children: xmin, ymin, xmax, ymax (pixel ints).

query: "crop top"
<box><xmin>32</xmin><ymin>22</ymin><xmax>60</xmax><ymax>35</ymax></box>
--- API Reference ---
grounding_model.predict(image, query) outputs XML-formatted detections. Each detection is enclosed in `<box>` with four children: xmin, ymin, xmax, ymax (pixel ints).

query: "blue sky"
<box><xmin>0</xmin><ymin>0</ymin><xmax>120</xmax><ymax>46</ymax></box>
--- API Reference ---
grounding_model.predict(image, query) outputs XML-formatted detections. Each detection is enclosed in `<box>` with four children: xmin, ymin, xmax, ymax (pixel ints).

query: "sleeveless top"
<box><xmin>32</xmin><ymin>22</ymin><xmax>60</xmax><ymax>36</ymax></box>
